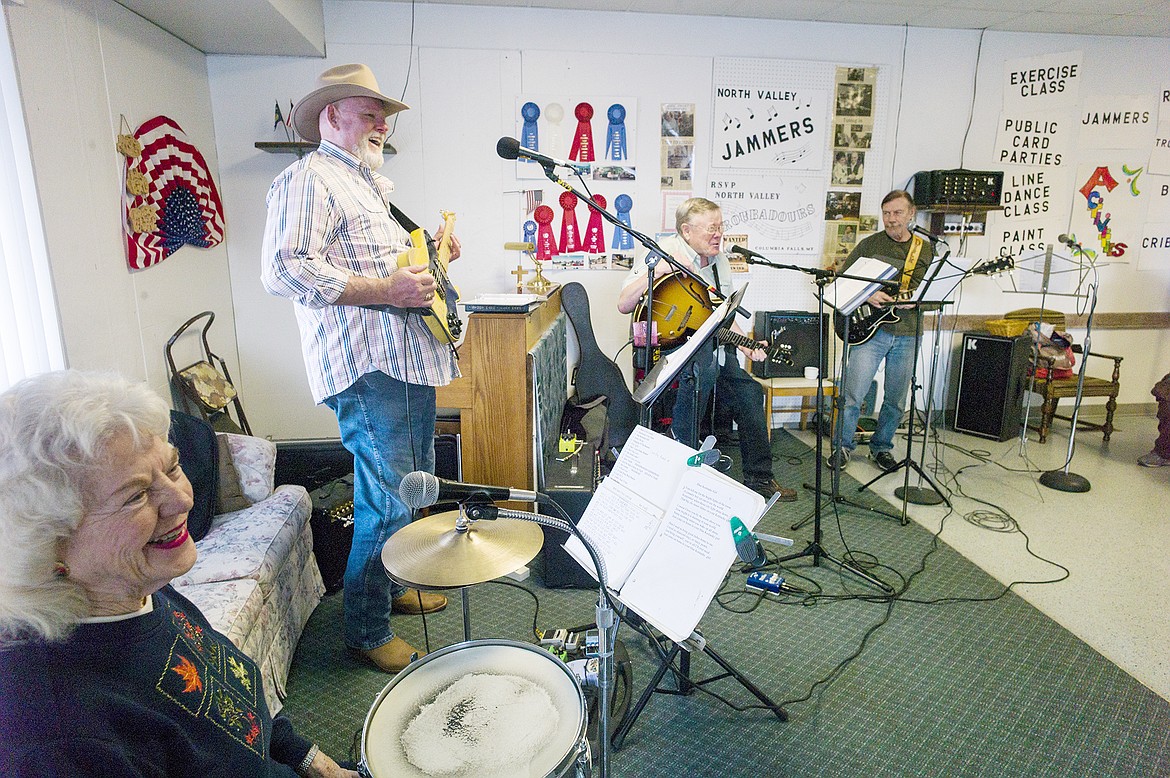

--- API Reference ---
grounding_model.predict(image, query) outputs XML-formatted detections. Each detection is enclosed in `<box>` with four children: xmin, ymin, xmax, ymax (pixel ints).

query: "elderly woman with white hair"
<box><xmin>0</xmin><ymin>370</ymin><xmax>356</xmax><ymax>777</ymax></box>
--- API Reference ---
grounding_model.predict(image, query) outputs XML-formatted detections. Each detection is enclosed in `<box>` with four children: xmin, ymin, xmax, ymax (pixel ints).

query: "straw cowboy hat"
<box><xmin>291</xmin><ymin>63</ymin><xmax>409</xmax><ymax>144</ymax></box>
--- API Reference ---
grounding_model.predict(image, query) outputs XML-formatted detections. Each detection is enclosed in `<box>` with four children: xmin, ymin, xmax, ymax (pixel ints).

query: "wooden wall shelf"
<box><xmin>254</xmin><ymin>141</ymin><xmax>397</xmax><ymax>157</ymax></box>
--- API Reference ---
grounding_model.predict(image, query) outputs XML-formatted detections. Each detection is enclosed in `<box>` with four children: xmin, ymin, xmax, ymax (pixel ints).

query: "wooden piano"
<box><xmin>435</xmin><ymin>287</ymin><xmax>563</xmax><ymax>492</ymax></box>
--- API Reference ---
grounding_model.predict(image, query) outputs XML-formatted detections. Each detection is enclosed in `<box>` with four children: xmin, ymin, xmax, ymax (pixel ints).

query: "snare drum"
<box><xmin>361</xmin><ymin>639</ymin><xmax>590</xmax><ymax>778</ymax></box>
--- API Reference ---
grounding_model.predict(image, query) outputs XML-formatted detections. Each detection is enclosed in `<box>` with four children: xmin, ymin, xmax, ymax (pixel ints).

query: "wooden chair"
<box><xmin>1002</xmin><ymin>308</ymin><xmax>1122</xmax><ymax>443</ymax></box>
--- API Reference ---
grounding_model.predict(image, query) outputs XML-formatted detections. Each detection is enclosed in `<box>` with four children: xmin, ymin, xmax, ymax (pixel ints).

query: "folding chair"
<box><xmin>166</xmin><ymin>311</ymin><xmax>252</xmax><ymax>435</ymax></box>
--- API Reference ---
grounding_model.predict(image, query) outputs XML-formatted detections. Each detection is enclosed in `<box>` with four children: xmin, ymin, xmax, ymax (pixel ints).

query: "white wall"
<box><xmin>4</xmin><ymin>0</ymin><xmax>241</xmax><ymax>404</ymax></box>
<box><xmin>8</xmin><ymin>0</ymin><xmax>1167</xmax><ymax>440</ymax></box>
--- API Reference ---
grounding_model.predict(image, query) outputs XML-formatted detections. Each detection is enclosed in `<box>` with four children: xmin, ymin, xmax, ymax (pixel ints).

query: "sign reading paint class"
<box><xmin>1003</xmin><ymin>50</ymin><xmax>1082</xmax><ymax>111</ymax></box>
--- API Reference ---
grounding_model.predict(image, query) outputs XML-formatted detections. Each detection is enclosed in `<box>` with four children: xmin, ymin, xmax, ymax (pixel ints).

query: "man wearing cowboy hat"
<box><xmin>262</xmin><ymin>63</ymin><xmax>457</xmax><ymax>674</ymax></box>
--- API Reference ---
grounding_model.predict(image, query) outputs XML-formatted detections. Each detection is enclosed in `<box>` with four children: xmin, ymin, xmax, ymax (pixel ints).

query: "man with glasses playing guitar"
<box><xmin>617</xmin><ymin>197</ymin><xmax>797</xmax><ymax>502</ymax></box>
<box><xmin>830</xmin><ymin>189</ymin><xmax>935</xmax><ymax>473</ymax></box>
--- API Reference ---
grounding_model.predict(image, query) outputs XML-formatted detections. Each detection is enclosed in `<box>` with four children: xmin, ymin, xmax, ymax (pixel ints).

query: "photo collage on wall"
<box><xmin>660</xmin><ymin>103</ymin><xmax>696</xmax><ymax>234</ymax></box>
<box><xmin>507</xmin><ymin>96</ymin><xmax>639</xmax><ymax>270</ymax></box>
<box><xmin>823</xmin><ymin>66</ymin><xmax>877</xmax><ymax>269</ymax></box>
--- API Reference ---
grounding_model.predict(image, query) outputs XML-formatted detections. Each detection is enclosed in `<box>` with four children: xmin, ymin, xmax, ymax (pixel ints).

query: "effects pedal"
<box><xmin>746</xmin><ymin>571</ymin><xmax>784</xmax><ymax>595</ymax></box>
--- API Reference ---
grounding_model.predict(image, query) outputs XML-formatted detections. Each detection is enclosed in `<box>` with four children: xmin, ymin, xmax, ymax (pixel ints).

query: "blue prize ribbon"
<box><xmin>612</xmin><ymin>193</ymin><xmax>634</xmax><ymax>250</ymax></box>
<box><xmin>606</xmin><ymin>104</ymin><xmax>627</xmax><ymax>161</ymax></box>
<box><xmin>523</xmin><ymin>220</ymin><xmax>537</xmax><ymax>244</ymax></box>
<box><xmin>521</xmin><ymin>102</ymin><xmax>541</xmax><ymax>150</ymax></box>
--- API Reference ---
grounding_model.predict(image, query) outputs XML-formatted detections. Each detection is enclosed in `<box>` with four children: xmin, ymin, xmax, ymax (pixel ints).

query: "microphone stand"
<box><xmin>1038</xmin><ymin>239</ymin><xmax>1095</xmax><ymax>493</ymax></box>
<box><xmin>738</xmin><ymin>250</ymin><xmax>893</xmax><ymax>592</ymax></box>
<box><xmin>474</xmin><ymin>502</ymin><xmax>618</xmax><ymax>778</ymax></box>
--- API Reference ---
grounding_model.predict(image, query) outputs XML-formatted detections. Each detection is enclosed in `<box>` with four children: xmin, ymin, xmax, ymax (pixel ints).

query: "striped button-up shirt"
<box><xmin>262</xmin><ymin>141</ymin><xmax>458</xmax><ymax>403</ymax></box>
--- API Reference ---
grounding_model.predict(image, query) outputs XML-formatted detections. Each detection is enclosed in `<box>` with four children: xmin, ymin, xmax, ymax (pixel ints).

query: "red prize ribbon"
<box><xmin>583</xmin><ymin>194</ymin><xmax>607</xmax><ymax>254</ymax></box>
<box><xmin>569</xmin><ymin>102</ymin><xmax>595</xmax><ymax>162</ymax></box>
<box><xmin>559</xmin><ymin>192</ymin><xmax>582</xmax><ymax>253</ymax></box>
<box><xmin>533</xmin><ymin>204</ymin><xmax>558</xmax><ymax>259</ymax></box>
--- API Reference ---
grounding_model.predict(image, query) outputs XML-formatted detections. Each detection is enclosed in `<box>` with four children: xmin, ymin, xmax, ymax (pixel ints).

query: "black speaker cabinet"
<box><xmin>954</xmin><ymin>333</ymin><xmax>1031</xmax><ymax>441</ymax></box>
<box><xmin>751</xmin><ymin>311</ymin><xmax>826</xmax><ymax>378</ymax></box>
<box><xmin>538</xmin><ymin>443</ymin><xmax>599</xmax><ymax>589</ymax></box>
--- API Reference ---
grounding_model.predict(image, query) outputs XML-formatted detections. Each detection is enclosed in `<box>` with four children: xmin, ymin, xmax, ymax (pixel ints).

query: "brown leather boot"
<box><xmin>360</xmin><ymin>636</ymin><xmax>424</xmax><ymax>674</ymax></box>
<box><xmin>391</xmin><ymin>589</ymin><xmax>448</xmax><ymax>615</ymax></box>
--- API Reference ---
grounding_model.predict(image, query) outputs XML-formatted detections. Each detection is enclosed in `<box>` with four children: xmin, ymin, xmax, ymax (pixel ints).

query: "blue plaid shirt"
<box><xmin>262</xmin><ymin>141</ymin><xmax>458</xmax><ymax>403</ymax></box>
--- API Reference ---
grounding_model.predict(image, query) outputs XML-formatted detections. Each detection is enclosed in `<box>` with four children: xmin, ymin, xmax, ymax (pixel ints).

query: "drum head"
<box><xmin>362</xmin><ymin>640</ymin><xmax>586</xmax><ymax>778</ymax></box>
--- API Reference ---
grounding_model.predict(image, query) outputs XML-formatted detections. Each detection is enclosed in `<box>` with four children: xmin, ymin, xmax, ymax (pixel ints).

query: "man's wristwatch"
<box><xmin>296</xmin><ymin>743</ymin><xmax>319</xmax><ymax>775</ymax></box>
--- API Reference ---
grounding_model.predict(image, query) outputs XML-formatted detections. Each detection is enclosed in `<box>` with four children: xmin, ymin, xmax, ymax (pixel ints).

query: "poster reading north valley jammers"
<box><xmin>709</xmin><ymin>173</ymin><xmax>823</xmax><ymax>255</ymax></box>
<box><xmin>712</xmin><ymin>58</ymin><xmax>829</xmax><ymax>171</ymax></box>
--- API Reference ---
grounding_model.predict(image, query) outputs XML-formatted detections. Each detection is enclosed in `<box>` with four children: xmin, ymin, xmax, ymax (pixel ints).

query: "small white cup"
<box><xmin>804</xmin><ymin>366</ymin><xmax>819</xmax><ymax>380</ymax></box>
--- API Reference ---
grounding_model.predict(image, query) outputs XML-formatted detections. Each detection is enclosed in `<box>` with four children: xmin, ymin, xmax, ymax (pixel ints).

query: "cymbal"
<box><xmin>380</xmin><ymin>510</ymin><xmax>544</xmax><ymax>590</ymax></box>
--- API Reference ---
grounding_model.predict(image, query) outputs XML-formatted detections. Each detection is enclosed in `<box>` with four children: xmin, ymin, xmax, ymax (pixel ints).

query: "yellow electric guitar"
<box><xmin>398</xmin><ymin>210</ymin><xmax>462</xmax><ymax>345</ymax></box>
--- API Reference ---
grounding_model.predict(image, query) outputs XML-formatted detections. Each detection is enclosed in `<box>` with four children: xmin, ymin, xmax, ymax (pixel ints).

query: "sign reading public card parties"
<box><xmin>709</xmin><ymin>173</ymin><xmax>823</xmax><ymax>255</ymax></box>
<box><xmin>711</xmin><ymin>59</ymin><xmax>828</xmax><ymax>172</ymax></box>
<box><xmin>994</xmin><ymin>112</ymin><xmax>1073</xmax><ymax>168</ymax></box>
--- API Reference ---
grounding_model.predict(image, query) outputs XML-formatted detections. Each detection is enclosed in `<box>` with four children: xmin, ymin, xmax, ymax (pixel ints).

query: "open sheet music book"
<box><xmin>821</xmin><ymin>256</ymin><xmax>899</xmax><ymax>315</ymax></box>
<box><xmin>562</xmin><ymin>425</ymin><xmax>765</xmax><ymax>643</ymax></box>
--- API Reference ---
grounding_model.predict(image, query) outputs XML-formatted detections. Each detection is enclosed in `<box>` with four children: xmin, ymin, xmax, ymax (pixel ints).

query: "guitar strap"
<box><xmin>898</xmin><ymin>236</ymin><xmax>925</xmax><ymax>295</ymax></box>
<box><xmin>385</xmin><ymin>200</ymin><xmax>420</xmax><ymax>234</ymax></box>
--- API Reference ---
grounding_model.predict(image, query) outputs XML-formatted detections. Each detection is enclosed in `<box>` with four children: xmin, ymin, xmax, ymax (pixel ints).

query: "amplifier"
<box><xmin>538</xmin><ymin>443</ymin><xmax>599</xmax><ymax>589</ymax></box>
<box><xmin>751</xmin><ymin>311</ymin><xmax>826</xmax><ymax>378</ymax></box>
<box><xmin>913</xmin><ymin>169</ymin><xmax>1003</xmax><ymax>208</ymax></box>
<box><xmin>954</xmin><ymin>333</ymin><xmax>1031</xmax><ymax>441</ymax></box>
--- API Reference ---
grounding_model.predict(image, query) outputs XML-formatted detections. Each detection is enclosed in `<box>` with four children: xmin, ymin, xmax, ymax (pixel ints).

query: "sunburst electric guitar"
<box><xmin>398</xmin><ymin>210</ymin><xmax>462</xmax><ymax>345</ymax></box>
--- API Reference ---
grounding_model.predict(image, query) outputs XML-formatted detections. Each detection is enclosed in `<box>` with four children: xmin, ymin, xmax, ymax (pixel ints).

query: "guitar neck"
<box><xmin>435</xmin><ymin>210</ymin><xmax>456</xmax><ymax>266</ymax></box>
<box><xmin>716</xmin><ymin>327</ymin><xmax>755</xmax><ymax>350</ymax></box>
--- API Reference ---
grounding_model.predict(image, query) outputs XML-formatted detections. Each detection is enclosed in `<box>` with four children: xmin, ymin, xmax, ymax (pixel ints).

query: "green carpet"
<box><xmin>280</xmin><ymin>430</ymin><xmax>1170</xmax><ymax>776</ymax></box>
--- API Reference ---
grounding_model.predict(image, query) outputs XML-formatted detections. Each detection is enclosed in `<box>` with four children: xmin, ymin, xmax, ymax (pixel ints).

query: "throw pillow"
<box><xmin>214</xmin><ymin>434</ymin><xmax>252</xmax><ymax>514</ymax></box>
<box><xmin>168</xmin><ymin>410</ymin><xmax>217</xmax><ymax>542</ymax></box>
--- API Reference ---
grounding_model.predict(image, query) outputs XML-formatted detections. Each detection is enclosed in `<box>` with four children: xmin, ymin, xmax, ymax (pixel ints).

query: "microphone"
<box><xmin>911</xmin><ymin>224</ymin><xmax>945</xmax><ymax>243</ymax></box>
<box><xmin>1056</xmin><ymin>233</ymin><xmax>1079</xmax><ymax>249</ymax></box>
<box><xmin>729</xmin><ymin>244</ymin><xmax>766</xmax><ymax>262</ymax></box>
<box><xmin>496</xmin><ymin>136</ymin><xmax>588</xmax><ymax>172</ymax></box>
<box><xmin>399</xmin><ymin>471</ymin><xmax>539</xmax><ymax>511</ymax></box>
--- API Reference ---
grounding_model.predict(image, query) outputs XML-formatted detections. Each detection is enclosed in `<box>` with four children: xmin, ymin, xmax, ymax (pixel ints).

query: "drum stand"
<box><xmin>610</xmin><ymin>612</ymin><xmax>786</xmax><ymax>750</ymax></box>
<box><xmin>494</xmin><ymin>506</ymin><xmax>618</xmax><ymax>778</ymax></box>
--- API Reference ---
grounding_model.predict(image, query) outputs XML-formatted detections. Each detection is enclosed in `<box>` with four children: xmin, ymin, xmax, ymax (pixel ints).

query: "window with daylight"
<box><xmin>0</xmin><ymin>10</ymin><xmax>64</xmax><ymax>391</ymax></box>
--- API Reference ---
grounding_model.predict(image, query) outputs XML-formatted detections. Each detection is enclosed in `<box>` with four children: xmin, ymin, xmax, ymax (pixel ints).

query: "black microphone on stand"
<box><xmin>496</xmin><ymin>136</ymin><xmax>588</xmax><ymax>173</ymax></box>
<box><xmin>399</xmin><ymin>470</ymin><xmax>538</xmax><ymax>511</ymax></box>
<box><xmin>911</xmin><ymin>224</ymin><xmax>946</xmax><ymax>243</ymax></box>
<box><xmin>1057</xmin><ymin>233</ymin><xmax>1081</xmax><ymax>250</ymax></box>
<box><xmin>729</xmin><ymin>244</ymin><xmax>766</xmax><ymax>263</ymax></box>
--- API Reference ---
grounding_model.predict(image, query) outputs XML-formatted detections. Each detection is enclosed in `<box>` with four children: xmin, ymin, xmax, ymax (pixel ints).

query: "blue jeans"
<box><xmin>713</xmin><ymin>350</ymin><xmax>773</xmax><ymax>486</ymax></box>
<box><xmin>324</xmin><ymin>371</ymin><xmax>435</xmax><ymax>651</ymax></box>
<box><xmin>835</xmin><ymin>330</ymin><xmax>917</xmax><ymax>455</ymax></box>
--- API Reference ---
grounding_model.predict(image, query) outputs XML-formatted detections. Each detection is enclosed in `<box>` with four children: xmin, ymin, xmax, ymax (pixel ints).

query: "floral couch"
<box><xmin>171</xmin><ymin>433</ymin><xmax>325</xmax><ymax>714</ymax></box>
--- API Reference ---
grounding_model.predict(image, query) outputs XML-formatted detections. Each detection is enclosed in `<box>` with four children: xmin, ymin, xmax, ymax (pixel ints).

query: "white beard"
<box><xmin>354</xmin><ymin>139</ymin><xmax>385</xmax><ymax>170</ymax></box>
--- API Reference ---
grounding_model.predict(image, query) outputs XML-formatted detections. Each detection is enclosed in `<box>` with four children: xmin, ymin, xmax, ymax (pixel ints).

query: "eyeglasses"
<box><xmin>686</xmin><ymin>222</ymin><xmax>725</xmax><ymax>235</ymax></box>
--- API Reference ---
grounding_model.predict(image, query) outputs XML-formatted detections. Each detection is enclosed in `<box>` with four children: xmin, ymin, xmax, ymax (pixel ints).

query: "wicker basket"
<box><xmin>984</xmin><ymin>318</ymin><xmax>1029</xmax><ymax>337</ymax></box>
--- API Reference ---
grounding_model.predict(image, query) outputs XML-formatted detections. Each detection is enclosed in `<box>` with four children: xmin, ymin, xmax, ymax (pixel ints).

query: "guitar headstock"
<box><xmin>971</xmin><ymin>256</ymin><xmax>1014</xmax><ymax>276</ymax></box>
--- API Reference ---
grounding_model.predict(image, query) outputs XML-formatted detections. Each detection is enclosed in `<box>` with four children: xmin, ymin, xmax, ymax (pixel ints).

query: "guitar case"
<box><xmin>560</xmin><ymin>282</ymin><xmax>640</xmax><ymax>453</ymax></box>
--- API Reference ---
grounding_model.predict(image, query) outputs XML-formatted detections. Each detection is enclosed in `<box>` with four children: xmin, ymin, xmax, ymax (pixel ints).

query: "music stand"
<box><xmin>634</xmin><ymin>287</ymin><xmax>747</xmax><ymax>449</ymax></box>
<box><xmin>854</xmin><ymin>247</ymin><xmax>958</xmax><ymax>513</ymax></box>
